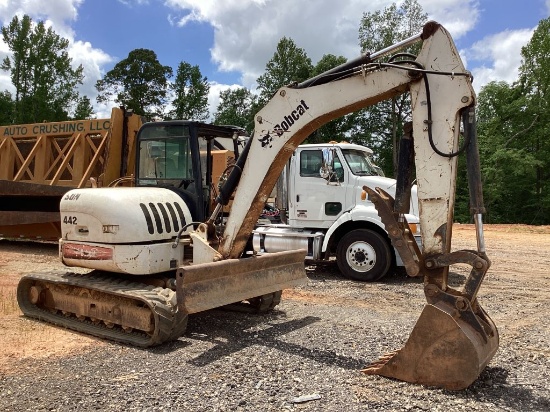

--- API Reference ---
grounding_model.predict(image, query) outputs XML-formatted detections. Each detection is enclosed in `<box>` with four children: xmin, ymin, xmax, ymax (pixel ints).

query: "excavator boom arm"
<box><xmin>219</xmin><ymin>22</ymin><xmax>473</xmax><ymax>260</ymax></box>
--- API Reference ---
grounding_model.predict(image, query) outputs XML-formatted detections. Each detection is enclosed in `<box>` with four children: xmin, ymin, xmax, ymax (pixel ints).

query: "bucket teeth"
<box><xmin>362</xmin><ymin>351</ymin><xmax>399</xmax><ymax>373</ymax></box>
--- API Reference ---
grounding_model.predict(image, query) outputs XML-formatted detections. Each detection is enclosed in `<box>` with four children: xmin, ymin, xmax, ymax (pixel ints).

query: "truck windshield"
<box><xmin>137</xmin><ymin>125</ymin><xmax>194</xmax><ymax>187</ymax></box>
<box><xmin>342</xmin><ymin>149</ymin><xmax>384</xmax><ymax>177</ymax></box>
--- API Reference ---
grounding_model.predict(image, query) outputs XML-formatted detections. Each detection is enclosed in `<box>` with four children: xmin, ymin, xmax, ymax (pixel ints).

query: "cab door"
<box><xmin>288</xmin><ymin>148</ymin><xmax>352</xmax><ymax>228</ymax></box>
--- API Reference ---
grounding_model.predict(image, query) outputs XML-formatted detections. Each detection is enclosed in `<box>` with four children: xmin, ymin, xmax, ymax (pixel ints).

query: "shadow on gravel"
<box><xmin>183</xmin><ymin>311</ymin><xmax>365</xmax><ymax>371</ymax></box>
<box><xmin>305</xmin><ymin>260</ymin><xmax>469</xmax><ymax>288</ymax></box>
<box><xmin>458</xmin><ymin>367</ymin><xmax>550</xmax><ymax>411</ymax></box>
<box><xmin>147</xmin><ymin>339</ymin><xmax>193</xmax><ymax>354</ymax></box>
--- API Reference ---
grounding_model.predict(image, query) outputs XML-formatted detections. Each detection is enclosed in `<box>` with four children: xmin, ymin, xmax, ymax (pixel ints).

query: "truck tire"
<box><xmin>336</xmin><ymin>229</ymin><xmax>392</xmax><ymax>281</ymax></box>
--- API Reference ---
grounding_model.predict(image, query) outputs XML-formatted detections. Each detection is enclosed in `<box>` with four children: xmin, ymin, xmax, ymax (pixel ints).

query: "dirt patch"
<box><xmin>0</xmin><ymin>240</ymin><xmax>102</xmax><ymax>374</ymax></box>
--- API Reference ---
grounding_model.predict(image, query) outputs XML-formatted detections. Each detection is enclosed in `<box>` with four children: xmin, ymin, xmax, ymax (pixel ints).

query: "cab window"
<box><xmin>137</xmin><ymin>125</ymin><xmax>193</xmax><ymax>186</ymax></box>
<box><xmin>300</xmin><ymin>150</ymin><xmax>322</xmax><ymax>177</ymax></box>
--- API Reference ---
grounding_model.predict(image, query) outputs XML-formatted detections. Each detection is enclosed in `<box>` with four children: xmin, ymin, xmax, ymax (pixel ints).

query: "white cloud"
<box><xmin>466</xmin><ymin>28</ymin><xmax>534</xmax><ymax>91</ymax></box>
<box><xmin>163</xmin><ymin>0</ymin><xmax>482</xmax><ymax>90</ymax></box>
<box><xmin>69</xmin><ymin>41</ymin><xmax>115</xmax><ymax>118</ymax></box>
<box><xmin>165</xmin><ymin>0</ymin><xmax>390</xmax><ymax>88</ymax></box>
<box><xmin>0</xmin><ymin>71</ymin><xmax>13</xmax><ymax>95</ymax></box>
<box><xmin>0</xmin><ymin>0</ymin><xmax>113</xmax><ymax>118</ymax></box>
<box><xmin>207</xmin><ymin>82</ymin><xmax>242</xmax><ymax>119</ymax></box>
<box><xmin>417</xmin><ymin>0</ymin><xmax>480</xmax><ymax>39</ymax></box>
<box><xmin>117</xmin><ymin>0</ymin><xmax>150</xmax><ymax>6</ymax></box>
<box><xmin>0</xmin><ymin>0</ymin><xmax>536</xmax><ymax>118</ymax></box>
<box><xmin>0</xmin><ymin>0</ymin><xmax>82</xmax><ymax>38</ymax></box>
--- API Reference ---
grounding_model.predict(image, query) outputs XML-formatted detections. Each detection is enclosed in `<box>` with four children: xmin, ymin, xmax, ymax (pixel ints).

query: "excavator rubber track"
<box><xmin>17</xmin><ymin>271</ymin><xmax>188</xmax><ymax>348</ymax></box>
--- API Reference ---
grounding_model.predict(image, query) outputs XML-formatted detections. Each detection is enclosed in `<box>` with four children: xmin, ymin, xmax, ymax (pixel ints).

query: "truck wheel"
<box><xmin>336</xmin><ymin>229</ymin><xmax>392</xmax><ymax>282</ymax></box>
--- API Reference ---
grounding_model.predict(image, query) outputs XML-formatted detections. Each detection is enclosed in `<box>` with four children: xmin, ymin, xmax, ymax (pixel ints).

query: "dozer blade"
<box><xmin>363</xmin><ymin>301</ymin><xmax>499</xmax><ymax>390</ymax></box>
<box><xmin>176</xmin><ymin>249</ymin><xmax>307</xmax><ymax>314</ymax></box>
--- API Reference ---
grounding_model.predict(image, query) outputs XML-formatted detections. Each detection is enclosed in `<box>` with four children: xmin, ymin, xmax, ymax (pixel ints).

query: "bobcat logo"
<box><xmin>258</xmin><ymin>100</ymin><xmax>310</xmax><ymax>148</ymax></box>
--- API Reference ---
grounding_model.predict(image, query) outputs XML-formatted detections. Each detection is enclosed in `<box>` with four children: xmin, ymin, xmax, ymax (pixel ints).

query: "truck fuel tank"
<box><xmin>252</xmin><ymin>226</ymin><xmax>324</xmax><ymax>260</ymax></box>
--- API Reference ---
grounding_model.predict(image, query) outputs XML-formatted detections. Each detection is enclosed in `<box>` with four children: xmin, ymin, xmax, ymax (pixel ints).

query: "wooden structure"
<box><xmin>0</xmin><ymin>108</ymin><xmax>142</xmax><ymax>239</ymax></box>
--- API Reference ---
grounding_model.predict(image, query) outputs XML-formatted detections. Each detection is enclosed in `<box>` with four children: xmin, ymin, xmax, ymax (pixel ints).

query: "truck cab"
<box><xmin>254</xmin><ymin>142</ymin><xmax>421</xmax><ymax>281</ymax></box>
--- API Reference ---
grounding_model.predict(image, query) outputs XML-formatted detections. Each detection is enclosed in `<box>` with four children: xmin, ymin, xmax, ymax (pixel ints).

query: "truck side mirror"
<box><xmin>320</xmin><ymin>148</ymin><xmax>335</xmax><ymax>180</ymax></box>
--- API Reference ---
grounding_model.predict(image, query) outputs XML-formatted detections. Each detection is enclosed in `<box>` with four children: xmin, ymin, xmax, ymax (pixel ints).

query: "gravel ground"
<box><xmin>0</xmin><ymin>225</ymin><xmax>549</xmax><ymax>411</ymax></box>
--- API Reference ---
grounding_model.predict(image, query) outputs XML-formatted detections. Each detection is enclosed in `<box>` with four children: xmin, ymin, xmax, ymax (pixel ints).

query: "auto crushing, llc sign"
<box><xmin>1</xmin><ymin>118</ymin><xmax>111</xmax><ymax>138</ymax></box>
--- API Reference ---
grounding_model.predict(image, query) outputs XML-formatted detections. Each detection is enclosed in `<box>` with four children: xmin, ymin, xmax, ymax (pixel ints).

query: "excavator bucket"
<box><xmin>363</xmin><ymin>300</ymin><xmax>499</xmax><ymax>390</ymax></box>
<box><xmin>176</xmin><ymin>249</ymin><xmax>307</xmax><ymax>314</ymax></box>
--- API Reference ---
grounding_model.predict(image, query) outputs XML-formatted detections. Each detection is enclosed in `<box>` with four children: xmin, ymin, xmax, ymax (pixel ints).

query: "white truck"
<box><xmin>253</xmin><ymin>141</ymin><xmax>421</xmax><ymax>281</ymax></box>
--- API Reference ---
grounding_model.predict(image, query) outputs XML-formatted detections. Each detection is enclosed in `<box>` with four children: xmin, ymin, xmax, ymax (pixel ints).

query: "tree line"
<box><xmin>1</xmin><ymin>1</ymin><xmax>548</xmax><ymax>224</ymax></box>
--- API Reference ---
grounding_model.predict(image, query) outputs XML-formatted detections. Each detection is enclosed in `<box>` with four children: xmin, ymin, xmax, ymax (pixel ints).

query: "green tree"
<box><xmin>213</xmin><ymin>87</ymin><xmax>258</xmax><ymax>133</ymax></box>
<box><xmin>169</xmin><ymin>61</ymin><xmax>209</xmax><ymax>120</ymax></box>
<box><xmin>1</xmin><ymin>15</ymin><xmax>31</xmax><ymax>124</ymax></box>
<box><xmin>72</xmin><ymin>95</ymin><xmax>95</xmax><ymax>120</ymax></box>
<box><xmin>357</xmin><ymin>0</ymin><xmax>427</xmax><ymax>176</ymax></box>
<box><xmin>256</xmin><ymin>37</ymin><xmax>313</xmax><ymax>103</ymax></box>
<box><xmin>515</xmin><ymin>17</ymin><xmax>550</xmax><ymax>223</ymax></box>
<box><xmin>1</xmin><ymin>14</ymin><xmax>84</xmax><ymax>123</ymax></box>
<box><xmin>0</xmin><ymin>90</ymin><xmax>14</xmax><ymax>125</ymax></box>
<box><xmin>473</xmin><ymin>17</ymin><xmax>550</xmax><ymax>225</ymax></box>
<box><xmin>446</xmin><ymin>16</ymin><xmax>548</xmax><ymax>225</ymax></box>
<box><xmin>476</xmin><ymin>81</ymin><xmax>542</xmax><ymax>223</ymax></box>
<box><xmin>96</xmin><ymin>48</ymin><xmax>172</xmax><ymax>118</ymax></box>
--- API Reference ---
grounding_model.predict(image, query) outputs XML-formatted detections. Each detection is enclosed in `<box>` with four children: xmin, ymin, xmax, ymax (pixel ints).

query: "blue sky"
<box><xmin>1</xmin><ymin>0</ymin><xmax>549</xmax><ymax>118</ymax></box>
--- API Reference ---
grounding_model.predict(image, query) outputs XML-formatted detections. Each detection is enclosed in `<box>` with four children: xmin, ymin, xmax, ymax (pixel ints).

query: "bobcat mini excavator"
<box><xmin>17</xmin><ymin>21</ymin><xmax>498</xmax><ymax>390</ymax></box>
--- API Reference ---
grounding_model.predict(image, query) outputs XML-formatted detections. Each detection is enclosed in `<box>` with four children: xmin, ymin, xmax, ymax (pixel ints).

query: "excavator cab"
<box><xmin>134</xmin><ymin>121</ymin><xmax>245</xmax><ymax>222</ymax></box>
